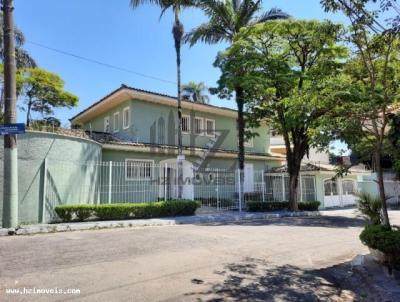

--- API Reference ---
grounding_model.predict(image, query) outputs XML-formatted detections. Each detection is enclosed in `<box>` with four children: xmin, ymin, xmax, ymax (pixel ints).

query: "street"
<box><xmin>1</xmin><ymin>210</ymin><xmax>399</xmax><ymax>301</ymax></box>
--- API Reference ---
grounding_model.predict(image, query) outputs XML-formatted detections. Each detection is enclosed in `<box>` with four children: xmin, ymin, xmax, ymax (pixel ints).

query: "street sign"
<box><xmin>0</xmin><ymin>123</ymin><xmax>25</xmax><ymax>135</ymax></box>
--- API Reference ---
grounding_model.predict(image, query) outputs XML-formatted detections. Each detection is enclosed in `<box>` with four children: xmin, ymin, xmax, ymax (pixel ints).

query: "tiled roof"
<box><xmin>70</xmin><ymin>84</ymin><xmax>236</xmax><ymax>122</ymax></box>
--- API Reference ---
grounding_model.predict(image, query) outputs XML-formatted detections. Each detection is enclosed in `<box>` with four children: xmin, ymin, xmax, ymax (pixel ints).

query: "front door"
<box><xmin>324</xmin><ymin>179</ymin><xmax>341</xmax><ymax>207</ymax></box>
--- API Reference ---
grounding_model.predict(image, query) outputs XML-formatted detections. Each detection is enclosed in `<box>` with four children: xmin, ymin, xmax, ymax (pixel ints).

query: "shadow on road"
<box><xmin>184</xmin><ymin>257</ymin><xmax>384</xmax><ymax>302</ymax></box>
<box><xmin>199</xmin><ymin>215</ymin><xmax>366</xmax><ymax>229</ymax></box>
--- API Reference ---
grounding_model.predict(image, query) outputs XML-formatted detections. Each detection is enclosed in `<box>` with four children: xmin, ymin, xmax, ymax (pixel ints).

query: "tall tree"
<box><xmin>20</xmin><ymin>68</ymin><xmax>78</xmax><ymax>127</ymax></box>
<box><xmin>322</xmin><ymin>0</ymin><xmax>399</xmax><ymax>227</ymax></box>
<box><xmin>213</xmin><ymin>20</ymin><xmax>347</xmax><ymax>211</ymax></box>
<box><xmin>130</xmin><ymin>0</ymin><xmax>195</xmax><ymax>199</ymax></box>
<box><xmin>182</xmin><ymin>81</ymin><xmax>210</xmax><ymax>103</ymax></box>
<box><xmin>185</xmin><ymin>1</ymin><xmax>289</xmax><ymax>195</ymax></box>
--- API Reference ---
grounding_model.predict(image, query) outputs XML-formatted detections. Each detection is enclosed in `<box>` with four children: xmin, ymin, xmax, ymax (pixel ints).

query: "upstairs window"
<box><xmin>206</xmin><ymin>119</ymin><xmax>215</xmax><ymax>137</ymax></box>
<box><xmin>194</xmin><ymin>117</ymin><xmax>204</xmax><ymax>135</ymax></box>
<box><xmin>126</xmin><ymin>159</ymin><xmax>153</xmax><ymax>180</ymax></box>
<box><xmin>104</xmin><ymin>116</ymin><xmax>110</xmax><ymax>133</ymax></box>
<box><xmin>244</xmin><ymin>129</ymin><xmax>254</xmax><ymax>147</ymax></box>
<box><xmin>113</xmin><ymin>112</ymin><xmax>120</xmax><ymax>133</ymax></box>
<box><xmin>181</xmin><ymin>115</ymin><xmax>190</xmax><ymax>133</ymax></box>
<box><xmin>123</xmin><ymin>107</ymin><xmax>130</xmax><ymax>129</ymax></box>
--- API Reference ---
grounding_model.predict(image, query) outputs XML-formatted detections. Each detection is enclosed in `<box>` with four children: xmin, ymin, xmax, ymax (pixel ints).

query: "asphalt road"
<box><xmin>1</xmin><ymin>210</ymin><xmax>399</xmax><ymax>302</ymax></box>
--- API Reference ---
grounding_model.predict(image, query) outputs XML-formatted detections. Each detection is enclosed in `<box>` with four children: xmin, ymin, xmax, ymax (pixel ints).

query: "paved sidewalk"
<box><xmin>0</xmin><ymin>210</ymin><xmax>320</xmax><ymax>236</ymax></box>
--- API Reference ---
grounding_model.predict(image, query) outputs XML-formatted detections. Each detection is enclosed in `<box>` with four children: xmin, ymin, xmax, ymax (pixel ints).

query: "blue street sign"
<box><xmin>0</xmin><ymin>123</ymin><xmax>26</xmax><ymax>135</ymax></box>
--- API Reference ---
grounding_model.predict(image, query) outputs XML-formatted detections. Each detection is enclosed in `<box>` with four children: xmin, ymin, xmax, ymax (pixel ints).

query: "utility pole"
<box><xmin>2</xmin><ymin>0</ymin><xmax>18</xmax><ymax>228</ymax></box>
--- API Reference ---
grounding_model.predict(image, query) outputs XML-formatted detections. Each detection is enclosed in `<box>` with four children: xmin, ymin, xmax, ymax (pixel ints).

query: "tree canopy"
<box><xmin>214</xmin><ymin>19</ymin><xmax>348</xmax><ymax>210</ymax></box>
<box><xmin>20</xmin><ymin>68</ymin><xmax>78</xmax><ymax>127</ymax></box>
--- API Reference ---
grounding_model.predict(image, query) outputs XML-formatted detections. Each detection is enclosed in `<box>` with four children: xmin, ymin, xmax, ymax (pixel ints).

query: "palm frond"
<box><xmin>258</xmin><ymin>8</ymin><xmax>290</xmax><ymax>22</ymax></box>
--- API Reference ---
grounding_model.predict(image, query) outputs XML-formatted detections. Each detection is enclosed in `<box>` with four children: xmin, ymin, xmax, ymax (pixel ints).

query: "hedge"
<box><xmin>55</xmin><ymin>200</ymin><xmax>199</xmax><ymax>222</ymax></box>
<box><xmin>247</xmin><ymin>201</ymin><xmax>321</xmax><ymax>212</ymax></box>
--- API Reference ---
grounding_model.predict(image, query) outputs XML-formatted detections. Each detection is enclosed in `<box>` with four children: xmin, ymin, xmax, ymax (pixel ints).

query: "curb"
<box><xmin>0</xmin><ymin>211</ymin><xmax>320</xmax><ymax>237</ymax></box>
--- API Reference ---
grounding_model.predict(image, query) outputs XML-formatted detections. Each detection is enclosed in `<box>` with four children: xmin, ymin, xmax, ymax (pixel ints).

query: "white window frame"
<box><xmin>125</xmin><ymin>159</ymin><xmax>154</xmax><ymax>181</ymax></box>
<box><xmin>205</xmin><ymin>119</ymin><xmax>215</xmax><ymax>137</ymax></box>
<box><xmin>113</xmin><ymin>112</ymin><xmax>120</xmax><ymax>133</ymax></box>
<box><xmin>194</xmin><ymin>117</ymin><xmax>204</xmax><ymax>136</ymax></box>
<box><xmin>181</xmin><ymin>114</ymin><xmax>190</xmax><ymax>134</ymax></box>
<box><xmin>122</xmin><ymin>107</ymin><xmax>130</xmax><ymax>129</ymax></box>
<box><xmin>104</xmin><ymin>116</ymin><xmax>110</xmax><ymax>133</ymax></box>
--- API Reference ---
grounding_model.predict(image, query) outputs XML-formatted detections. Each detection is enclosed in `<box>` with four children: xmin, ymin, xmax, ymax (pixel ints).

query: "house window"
<box><xmin>194</xmin><ymin>117</ymin><xmax>204</xmax><ymax>135</ymax></box>
<box><xmin>123</xmin><ymin>107</ymin><xmax>130</xmax><ymax>129</ymax></box>
<box><xmin>158</xmin><ymin>119</ymin><xmax>165</xmax><ymax>144</ymax></box>
<box><xmin>113</xmin><ymin>112</ymin><xmax>120</xmax><ymax>133</ymax></box>
<box><xmin>244</xmin><ymin>129</ymin><xmax>254</xmax><ymax>147</ymax></box>
<box><xmin>125</xmin><ymin>159</ymin><xmax>153</xmax><ymax>180</ymax></box>
<box><xmin>324</xmin><ymin>180</ymin><xmax>338</xmax><ymax>196</ymax></box>
<box><xmin>104</xmin><ymin>116</ymin><xmax>110</xmax><ymax>133</ymax></box>
<box><xmin>205</xmin><ymin>119</ymin><xmax>215</xmax><ymax>137</ymax></box>
<box><xmin>181</xmin><ymin>115</ymin><xmax>190</xmax><ymax>133</ymax></box>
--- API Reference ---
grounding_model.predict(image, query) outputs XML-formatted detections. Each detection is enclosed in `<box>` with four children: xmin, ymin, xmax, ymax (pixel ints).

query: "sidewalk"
<box><xmin>0</xmin><ymin>210</ymin><xmax>320</xmax><ymax>237</ymax></box>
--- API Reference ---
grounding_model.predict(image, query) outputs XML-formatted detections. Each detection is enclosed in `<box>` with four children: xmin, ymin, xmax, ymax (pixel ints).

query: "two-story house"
<box><xmin>70</xmin><ymin>85</ymin><xmax>285</xmax><ymax>200</ymax></box>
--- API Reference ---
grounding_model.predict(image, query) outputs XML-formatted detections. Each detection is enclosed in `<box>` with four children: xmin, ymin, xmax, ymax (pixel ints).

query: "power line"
<box><xmin>26</xmin><ymin>40</ymin><xmax>177</xmax><ymax>85</ymax></box>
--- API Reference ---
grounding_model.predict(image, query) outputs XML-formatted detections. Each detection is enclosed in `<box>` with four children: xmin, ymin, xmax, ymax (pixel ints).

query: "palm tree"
<box><xmin>185</xmin><ymin>0</ymin><xmax>289</xmax><ymax>204</ymax></box>
<box><xmin>130</xmin><ymin>0</ymin><xmax>195</xmax><ymax>199</ymax></box>
<box><xmin>182</xmin><ymin>81</ymin><xmax>210</xmax><ymax>104</ymax></box>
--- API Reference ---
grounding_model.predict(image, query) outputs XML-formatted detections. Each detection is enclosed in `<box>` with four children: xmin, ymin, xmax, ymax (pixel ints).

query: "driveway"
<box><xmin>0</xmin><ymin>210</ymin><xmax>399</xmax><ymax>302</ymax></box>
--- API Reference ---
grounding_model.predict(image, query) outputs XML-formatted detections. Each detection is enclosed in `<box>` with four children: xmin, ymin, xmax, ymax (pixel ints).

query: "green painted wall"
<box><xmin>0</xmin><ymin>131</ymin><xmax>102</xmax><ymax>225</ymax></box>
<box><xmin>82</xmin><ymin>98</ymin><xmax>271</xmax><ymax>154</ymax></box>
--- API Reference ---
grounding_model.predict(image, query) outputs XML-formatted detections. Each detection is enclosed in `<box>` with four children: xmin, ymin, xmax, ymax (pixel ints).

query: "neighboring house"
<box><xmin>269</xmin><ymin>131</ymin><xmax>330</xmax><ymax>164</ymax></box>
<box><xmin>70</xmin><ymin>84</ymin><xmax>285</xmax><ymax>201</ymax></box>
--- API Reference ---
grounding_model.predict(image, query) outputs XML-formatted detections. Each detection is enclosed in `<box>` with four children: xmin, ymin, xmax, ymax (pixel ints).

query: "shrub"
<box><xmin>247</xmin><ymin>201</ymin><xmax>289</xmax><ymax>212</ymax></box>
<box><xmin>54</xmin><ymin>200</ymin><xmax>199</xmax><ymax>222</ymax></box>
<box><xmin>360</xmin><ymin>224</ymin><xmax>400</xmax><ymax>268</ymax></box>
<box><xmin>298</xmin><ymin>201</ymin><xmax>321</xmax><ymax>211</ymax></box>
<box><xmin>74</xmin><ymin>205</ymin><xmax>95</xmax><ymax>221</ymax></box>
<box><xmin>356</xmin><ymin>192</ymin><xmax>382</xmax><ymax>225</ymax></box>
<box><xmin>54</xmin><ymin>205</ymin><xmax>74</xmax><ymax>222</ymax></box>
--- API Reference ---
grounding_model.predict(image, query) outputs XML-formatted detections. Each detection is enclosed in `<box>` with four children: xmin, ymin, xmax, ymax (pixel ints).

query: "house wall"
<box><xmin>0</xmin><ymin>131</ymin><xmax>102</xmax><ymax>225</ymax></box>
<box><xmin>82</xmin><ymin>98</ymin><xmax>270</xmax><ymax>154</ymax></box>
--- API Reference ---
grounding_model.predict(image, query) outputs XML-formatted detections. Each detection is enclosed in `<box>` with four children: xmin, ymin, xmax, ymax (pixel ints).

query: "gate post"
<box><xmin>164</xmin><ymin>163</ymin><xmax>167</xmax><ymax>202</ymax></box>
<box><xmin>108</xmin><ymin>161</ymin><xmax>112</xmax><ymax>204</ymax></box>
<box><xmin>216</xmin><ymin>168</ymin><xmax>219</xmax><ymax>210</ymax></box>
<box><xmin>261</xmin><ymin>171</ymin><xmax>266</xmax><ymax>203</ymax></box>
<box><xmin>41</xmin><ymin>157</ymin><xmax>48</xmax><ymax>223</ymax></box>
<box><xmin>238</xmin><ymin>169</ymin><xmax>242</xmax><ymax>212</ymax></box>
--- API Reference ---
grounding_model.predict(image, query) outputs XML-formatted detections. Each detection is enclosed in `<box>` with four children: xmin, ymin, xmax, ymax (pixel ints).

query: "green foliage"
<box><xmin>356</xmin><ymin>192</ymin><xmax>382</xmax><ymax>225</ymax></box>
<box><xmin>214</xmin><ymin>19</ymin><xmax>347</xmax><ymax>210</ymax></box>
<box><xmin>54</xmin><ymin>206</ymin><xmax>74</xmax><ymax>222</ymax></box>
<box><xmin>247</xmin><ymin>201</ymin><xmax>289</xmax><ymax>212</ymax></box>
<box><xmin>20</xmin><ymin>68</ymin><xmax>78</xmax><ymax>126</ymax></box>
<box><xmin>181</xmin><ymin>81</ymin><xmax>210</xmax><ymax>103</ymax></box>
<box><xmin>54</xmin><ymin>201</ymin><xmax>199</xmax><ymax>222</ymax></box>
<box><xmin>298</xmin><ymin>201</ymin><xmax>321</xmax><ymax>211</ymax></box>
<box><xmin>360</xmin><ymin>225</ymin><xmax>400</xmax><ymax>266</ymax></box>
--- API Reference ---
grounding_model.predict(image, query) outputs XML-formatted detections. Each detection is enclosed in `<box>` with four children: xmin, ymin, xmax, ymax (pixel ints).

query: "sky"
<box><xmin>14</xmin><ymin>0</ymin><xmax>349</xmax><ymax>127</ymax></box>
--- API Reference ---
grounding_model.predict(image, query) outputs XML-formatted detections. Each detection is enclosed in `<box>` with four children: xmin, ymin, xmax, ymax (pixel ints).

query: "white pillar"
<box><xmin>108</xmin><ymin>161</ymin><xmax>112</xmax><ymax>204</ymax></box>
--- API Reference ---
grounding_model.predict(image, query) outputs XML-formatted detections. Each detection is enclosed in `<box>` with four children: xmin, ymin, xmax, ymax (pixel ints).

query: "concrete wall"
<box><xmin>0</xmin><ymin>131</ymin><xmax>102</xmax><ymax>225</ymax></box>
<box><xmin>83</xmin><ymin>98</ymin><xmax>271</xmax><ymax>154</ymax></box>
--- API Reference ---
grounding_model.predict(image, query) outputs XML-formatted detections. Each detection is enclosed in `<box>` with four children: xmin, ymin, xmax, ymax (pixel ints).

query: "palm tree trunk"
<box><xmin>173</xmin><ymin>11</ymin><xmax>184</xmax><ymax>199</ymax></box>
<box><xmin>26</xmin><ymin>99</ymin><xmax>32</xmax><ymax>127</ymax></box>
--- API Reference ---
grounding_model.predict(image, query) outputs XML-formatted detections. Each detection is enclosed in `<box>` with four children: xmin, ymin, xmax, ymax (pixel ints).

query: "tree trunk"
<box><xmin>374</xmin><ymin>149</ymin><xmax>391</xmax><ymax>227</ymax></box>
<box><xmin>236</xmin><ymin>87</ymin><xmax>245</xmax><ymax>209</ymax></box>
<box><xmin>26</xmin><ymin>99</ymin><xmax>32</xmax><ymax>127</ymax></box>
<box><xmin>287</xmin><ymin>155</ymin><xmax>301</xmax><ymax>211</ymax></box>
<box><xmin>173</xmin><ymin>12</ymin><xmax>184</xmax><ymax>199</ymax></box>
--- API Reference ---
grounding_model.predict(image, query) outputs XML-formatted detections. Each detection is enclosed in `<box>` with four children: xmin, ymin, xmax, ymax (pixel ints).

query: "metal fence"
<box><xmin>43</xmin><ymin>160</ymin><xmax>317</xmax><ymax>220</ymax></box>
